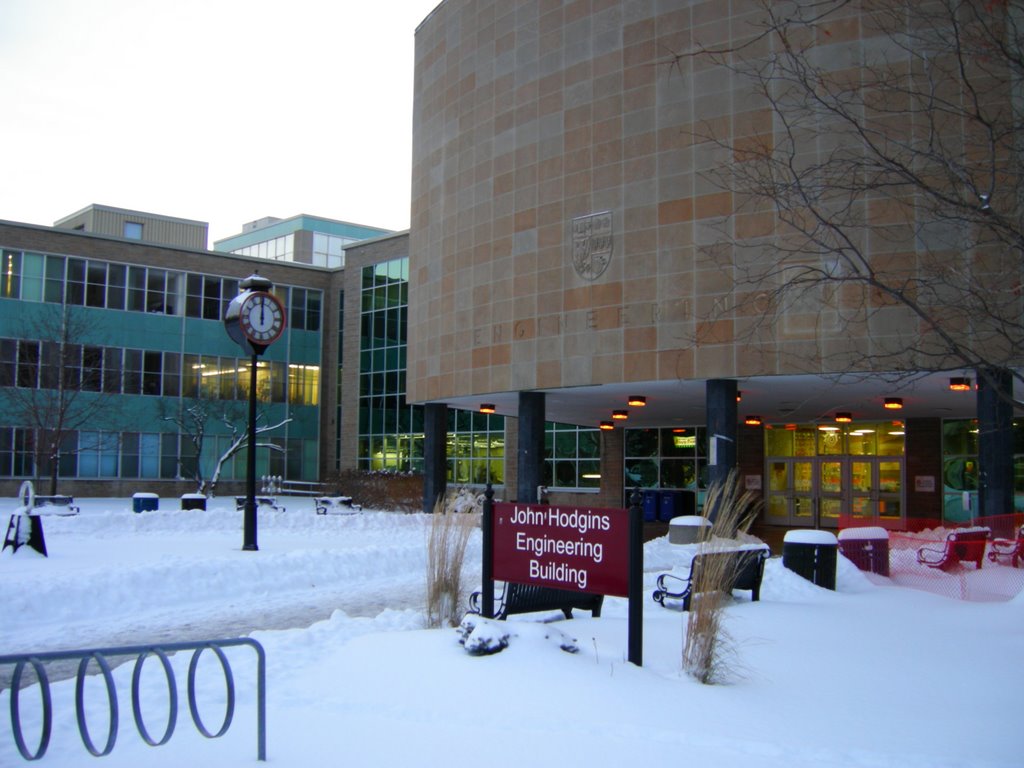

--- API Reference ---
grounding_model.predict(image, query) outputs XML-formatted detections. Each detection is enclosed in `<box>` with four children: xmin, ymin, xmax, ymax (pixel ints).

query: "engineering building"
<box><xmin>406</xmin><ymin>0</ymin><xmax>1024</xmax><ymax>530</ymax></box>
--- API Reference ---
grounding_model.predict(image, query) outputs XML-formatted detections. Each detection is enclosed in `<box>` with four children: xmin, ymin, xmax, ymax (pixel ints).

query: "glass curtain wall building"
<box><xmin>0</xmin><ymin>225</ymin><xmax>326</xmax><ymax>495</ymax></box>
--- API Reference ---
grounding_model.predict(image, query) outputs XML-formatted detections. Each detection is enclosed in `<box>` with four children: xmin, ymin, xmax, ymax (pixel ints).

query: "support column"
<box><xmin>517</xmin><ymin>391</ymin><xmax>545</xmax><ymax>504</ymax></box>
<box><xmin>706</xmin><ymin>379</ymin><xmax>738</xmax><ymax>523</ymax></box>
<box><xmin>977</xmin><ymin>368</ymin><xmax>1013</xmax><ymax>524</ymax></box>
<box><xmin>422</xmin><ymin>403</ymin><xmax>448</xmax><ymax>514</ymax></box>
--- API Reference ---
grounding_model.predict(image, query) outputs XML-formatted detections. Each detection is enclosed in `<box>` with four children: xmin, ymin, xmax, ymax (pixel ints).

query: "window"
<box><xmin>16</xmin><ymin>340</ymin><xmax>40</xmax><ymax>388</ymax></box>
<box><xmin>86</xmin><ymin>262</ymin><xmax>107</xmax><ymax>307</ymax></box>
<box><xmin>202</xmin><ymin>276</ymin><xmax>222</xmax><ymax>320</ymax></box>
<box><xmin>287</xmin><ymin>287</ymin><xmax>322</xmax><ymax>331</ymax></box>
<box><xmin>107</xmin><ymin>263</ymin><xmax>126</xmax><ymax>310</ymax></box>
<box><xmin>2</xmin><ymin>250</ymin><xmax>21</xmax><ymax>299</ymax></box>
<box><xmin>103</xmin><ymin>348</ymin><xmax>122</xmax><ymax>393</ymax></box>
<box><xmin>162</xmin><ymin>352</ymin><xmax>180</xmax><ymax>397</ymax></box>
<box><xmin>77</xmin><ymin>431</ymin><xmax>119</xmax><ymax>477</ymax></box>
<box><xmin>0</xmin><ymin>339</ymin><xmax>15</xmax><ymax>386</ymax></box>
<box><xmin>65</xmin><ymin>258</ymin><xmax>86</xmax><ymax>305</ymax></box>
<box><xmin>121</xmin><ymin>432</ymin><xmax>160</xmax><ymax>478</ymax></box>
<box><xmin>357</xmin><ymin>257</ymin><xmax>426</xmax><ymax>473</ymax></box>
<box><xmin>127</xmin><ymin>266</ymin><xmax>146</xmax><ymax>312</ymax></box>
<box><xmin>0</xmin><ymin>427</ymin><xmax>35</xmax><ymax>477</ymax></box>
<box><xmin>624</xmin><ymin>427</ymin><xmax>709</xmax><ymax>491</ymax></box>
<box><xmin>288</xmin><ymin>364</ymin><xmax>320</xmax><ymax>405</ymax></box>
<box><xmin>544</xmin><ymin>423</ymin><xmax>600</xmax><ymax>489</ymax></box>
<box><xmin>447</xmin><ymin>410</ymin><xmax>504</xmax><ymax>485</ymax></box>
<box><xmin>142</xmin><ymin>351</ymin><xmax>162</xmax><ymax>394</ymax></box>
<box><xmin>146</xmin><ymin>269</ymin><xmax>166</xmax><ymax>313</ymax></box>
<box><xmin>44</xmin><ymin>255</ymin><xmax>65</xmax><ymax>303</ymax></box>
<box><xmin>123</xmin><ymin>349</ymin><xmax>142</xmax><ymax>394</ymax></box>
<box><xmin>82</xmin><ymin>346</ymin><xmax>103</xmax><ymax>391</ymax></box>
<box><xmin>124</xmin><ymin>221</ymin><xmax>143</xmax><ymax>240</ymax></box>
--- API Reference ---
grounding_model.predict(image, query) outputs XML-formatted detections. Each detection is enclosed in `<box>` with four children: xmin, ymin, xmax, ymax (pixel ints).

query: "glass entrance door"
<box><xmin>764</xmin><ymin>455</ymin><xmax>904</xmax><ymax>528</ymax></box>
<box><xmin>766</xmin><ymin>458</ymin><xmax>819</xmax><ymax>526</ymax></box>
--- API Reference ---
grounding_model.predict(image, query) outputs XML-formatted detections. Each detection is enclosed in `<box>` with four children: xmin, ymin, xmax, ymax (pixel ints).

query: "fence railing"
<box><xmin>1</xmin><ymin>638</ymin><xmax>266</xmax><ymax>762</ymax></box>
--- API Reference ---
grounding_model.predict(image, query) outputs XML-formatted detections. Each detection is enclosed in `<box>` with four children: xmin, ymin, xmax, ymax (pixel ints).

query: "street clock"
<box><xmin>224</xmin><ymin>274</ymin><xmax>286</xmax><ymax>356</ymax></box>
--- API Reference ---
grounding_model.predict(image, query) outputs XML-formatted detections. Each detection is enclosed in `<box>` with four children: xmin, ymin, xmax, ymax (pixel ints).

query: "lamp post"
<box><xmin>224</xmin><ymin>274</ymin><xmax>287</xmax><ymax>551</ymax></box>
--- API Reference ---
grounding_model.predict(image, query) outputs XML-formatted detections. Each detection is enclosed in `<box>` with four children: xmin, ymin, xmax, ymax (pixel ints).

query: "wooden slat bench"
<box><xmin>468</xmin><ymin>582</ymin><xmax>604</xmax><ymax>620</ymax></box>
<box><xmin>915</xmin><ymin>527</ymin><xmax>990</xmax><ymax>571</ymax></box>
<box><xmin>652</xmin><ymin>545</ymin><xmax>770</xmax><ymax>611</ymax></box>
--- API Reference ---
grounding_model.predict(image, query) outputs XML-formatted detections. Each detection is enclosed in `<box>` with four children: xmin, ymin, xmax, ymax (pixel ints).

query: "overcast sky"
<box><xmin>0</xmin><ymin>0</ymin><xmax>441</xmax><ymax>244</ymax></box>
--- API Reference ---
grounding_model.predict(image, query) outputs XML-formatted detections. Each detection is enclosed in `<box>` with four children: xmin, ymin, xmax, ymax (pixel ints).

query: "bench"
<box><xmin>986</xmin><ymin>525</ymin><xmax>1024</xmax><ymax>568</ymax></box>
<box><xmin>32</xmin><ymin>495</ymin><xmax>80</xmax><ymax>516</ymax></box>
<box><xmin>652</xmin><ymin>546</ymin><xmax>770</xmax><ymax>611</ymax></box>
<box><xmin>916</xmin><ymin>527</ymin><xmax>990</xmax><ymax>571</ymax></box>
<box><xmin>468</xmin><ymin>582</ymin><xmax>604</xmax><ymax>620</ymax></box>
<box><xmin>315</xmin><ymin>496</ymin><xmax>362</xmax><ymax>515</ymax></box>
<box><xmin>235</xmin><ymin>496</ymin><xmax>286</xmax><ymax>513</ymax></box>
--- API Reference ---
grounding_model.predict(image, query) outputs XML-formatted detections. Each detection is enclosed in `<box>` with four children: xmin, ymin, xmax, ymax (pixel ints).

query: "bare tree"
<box><xmin>160</xmin><ymin>398</ymin><xmax>292</xmax><ymax>496</ymax></box>
<box><xmin>676</xmin><ymin>0</ymin><xmax>1023</xmax><ymax>400</ymax></box>
<box><xmin>2</xmin><ymin>303</ymin><xmax>124</xmax><ymax>494</ymax></box>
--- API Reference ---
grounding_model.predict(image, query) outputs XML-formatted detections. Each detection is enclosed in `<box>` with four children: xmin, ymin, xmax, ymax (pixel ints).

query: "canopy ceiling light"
<box><xmin>835</xmin><ymin>412</ymin><xmax>853</xmax><ymax>423</ymax></box>
<box><xmin>949</xmin><ymin>377</ymin><xmax>972</xmax><ymax>391</ymax></box>
<box><xmin>736</xmin><ymin>391</ymin><xmax>743</xmax><ymax>402</ymax></box>
<box><xmin>744</xmin><ymin>415</ymin><xmax>762</xmax><ymax>426</ymax></box>
<box><xmin>479</xmin><ymin>403</ymin><xmax>496</xmax><ymax>414</ymax></box>
<box><xmin>627</xmin><ymin>395</ymin><xmax>647</xmax><ymax>406</ymax></box>
<box><xmin>599</xmin><ymin>421</ymin><xmax>615</xmax><ymax>430</ymax></box>
<box><xmin>611</xmin><ymin>409</ymin><xmax>629</xmax><ymax>420</ymax></box>
<box><xmin>884</xmin><ymin>397</ymin><xmax>903</xmax><ymax>410</ymax></box>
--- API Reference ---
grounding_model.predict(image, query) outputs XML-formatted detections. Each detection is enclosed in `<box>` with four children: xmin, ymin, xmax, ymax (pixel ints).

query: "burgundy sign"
<box><xmin>491</xmin><ymin>502</ymin><xmax>630</xmax><ymax>597</ymax></box>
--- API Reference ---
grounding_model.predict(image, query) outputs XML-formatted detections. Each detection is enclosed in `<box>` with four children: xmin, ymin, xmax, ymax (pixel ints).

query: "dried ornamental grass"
<box><xmin>425</xmin><ymin>495</ymin><xmax>479</xmax><ymax>628</ymax></box>
<box><xmin>683</xmin><ymin>470</ymin><xmax>762</xmax><ymax>684</ymax></box>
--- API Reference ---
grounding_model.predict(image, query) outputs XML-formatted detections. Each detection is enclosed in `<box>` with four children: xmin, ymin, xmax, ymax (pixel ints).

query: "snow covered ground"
<box><xmin>1</xmin><ymin>497</ymin><xmax>1022</xmax><ymax>767</ymax></box>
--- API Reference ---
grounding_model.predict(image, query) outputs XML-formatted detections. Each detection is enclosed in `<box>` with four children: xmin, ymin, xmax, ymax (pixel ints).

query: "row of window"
<box><xmin>0</xmin><ymin>427</ymin><xmax>316</xmax><ymax>481</ymax></box>
<box><xmin>228</xmin><ymin>232</ymin><xmax>358</xmax><ymax>269</ymax></box>
<box><xmin>0</xmin><ymin>338</ymin><xmax>319</xmax><ymax>405</ymax></box>
<box><xmin>229</xmin><ymin>234</ymin><xmax>294</xmax><ymax>263</ymax></box>
<box><xmin>1</xmin><ymin>250</ymin><xmax>322</xmax><ymax>331</ymax></box>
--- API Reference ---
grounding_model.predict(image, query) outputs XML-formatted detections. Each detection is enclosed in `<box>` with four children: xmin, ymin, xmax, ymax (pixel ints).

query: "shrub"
<box><xmin>326</xmin><ymin>469</ymin><xmax>424</xmax><ymax>512</ymax></box>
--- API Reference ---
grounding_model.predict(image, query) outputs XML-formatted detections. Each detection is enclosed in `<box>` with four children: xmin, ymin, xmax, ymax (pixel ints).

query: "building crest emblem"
<box><xmin>571</xmin><ymin>212</ymin><xmax>613</xmax><ymax>280</ymax></box>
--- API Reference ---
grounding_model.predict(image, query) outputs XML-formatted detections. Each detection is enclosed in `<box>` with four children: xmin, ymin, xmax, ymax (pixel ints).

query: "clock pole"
<box><xmin>223</xmin><ymin>272</ymin><xmax>286</xmax><ymax>553</ymax></box>
<box><xmin>243</xmin><ymin>350</ymin><xmax>259</xmax><ymax>550</ymax></box>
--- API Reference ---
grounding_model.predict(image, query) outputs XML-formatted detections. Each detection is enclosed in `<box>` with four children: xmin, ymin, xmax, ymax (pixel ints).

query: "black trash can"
<box><xmin>782</xmin><ymin>530</ymin><xmax>838</xmax><ymax>590</ymax></box>
<box><xmin>838</xmin><ymin>527</ymin><xmax>890</xmax><ymax>576</ymax></box>
<box><xmin>180</xmin><ymin>493</ymin><xmax>207</xmax><ymax>511</ymax></box>
<box><xmin>132</xmin><ymin>493</ymin><xmax>159</xmax><ymax>513</ymax></box>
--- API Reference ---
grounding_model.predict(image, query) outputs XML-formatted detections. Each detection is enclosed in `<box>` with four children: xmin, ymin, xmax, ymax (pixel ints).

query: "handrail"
<box><xmin>1</xmin><ymin>638</ymin><xmax>266</xmax><ymax>762</ymax></box>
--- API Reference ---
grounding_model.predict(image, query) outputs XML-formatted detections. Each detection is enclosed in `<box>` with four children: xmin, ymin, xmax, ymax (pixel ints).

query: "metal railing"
<box><xmin>1</xmin><ymin>638</ymin><xmax>266</xmax><ymax>762</ymax></box>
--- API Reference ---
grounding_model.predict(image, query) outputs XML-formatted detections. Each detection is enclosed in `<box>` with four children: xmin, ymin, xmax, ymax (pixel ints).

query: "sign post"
<box><xmin>482</xmin><ymin>486</ymin><xmax>644</xmax><ymax>666</ymax></box>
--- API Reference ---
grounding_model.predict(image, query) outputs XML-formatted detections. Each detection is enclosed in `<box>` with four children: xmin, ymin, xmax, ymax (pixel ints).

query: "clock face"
<box><xmin>239</xmin><ymin>292</ymin><xmax>286</xmax><ymax>344</ymax></box>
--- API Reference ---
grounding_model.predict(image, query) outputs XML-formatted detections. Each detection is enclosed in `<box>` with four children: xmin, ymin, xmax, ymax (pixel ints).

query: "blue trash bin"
<box><xmin>132</xmin><ymin>493</ymin><xmax>159</xmax><ymax>513</ymax></box>
<box><xmin>642</xmin><ymin>490</ymin><xmax>660</xmax><ymax>522</ymax></box>
<box><xmin>659</xmin><ymin>491</ymin><xmax>677</xmax><ymax>522</ymax></box>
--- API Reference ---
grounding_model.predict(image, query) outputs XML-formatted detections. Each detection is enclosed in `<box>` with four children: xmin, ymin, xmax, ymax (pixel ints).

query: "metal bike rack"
<box><xmin>1</xmin><ymin>638</ymin><xmax>266</xmax><ymax>762</ymax></box>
